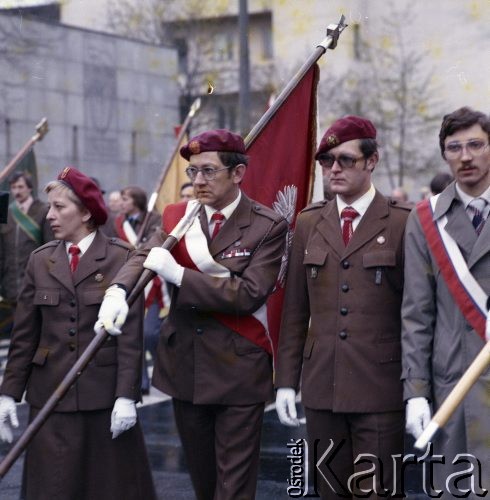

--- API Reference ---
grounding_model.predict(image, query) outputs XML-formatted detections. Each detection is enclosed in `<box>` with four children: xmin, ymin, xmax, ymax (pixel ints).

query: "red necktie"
<box><xmin>341</xmin><ymin>207</ymin><xmax>359</xmax><ymax>246</ymax></box>
<box><xmin>210</xmin><ymin>212</ymin><xmax>225</xmax><ymax>239</ymax></box>
<box><xmin>69</xmin><ymin>244</ymin><xmax>81</xmax><ymax>273</ymax></box>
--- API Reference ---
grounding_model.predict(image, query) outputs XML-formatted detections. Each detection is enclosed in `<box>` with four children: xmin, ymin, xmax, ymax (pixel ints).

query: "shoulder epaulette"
<box><xmin>109</xmin><ymin>237</ymin><xmax>133</xmax><ymax>250</ymax></box>
<box><xmin>300</xmin><ymin>200</ymin><xmax>328</xmax><ymax>213</ymax></box>
<box><xmin>252</xmin><ymin>203</ymin><xmax>284</xmax><ymax>223</ymax></box>
<box><xmin>32</xmin><ymin>240</ymin><xmax>60</xmax><ymax>253</ymax></box>
<box><xmin>388</xmin><ymin>198</ymin><xmax>414</xmax><ymax>211</ymax></box>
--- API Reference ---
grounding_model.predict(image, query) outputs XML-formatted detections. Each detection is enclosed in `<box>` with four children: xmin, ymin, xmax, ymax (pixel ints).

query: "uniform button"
<box><xmin>341</xmin><ymin>284</ymin><xmax>349</xmax><ymax>293</ymax></box>
<box><xmin>340</xmin><ymin>307</ymin><xmax>348</xmax><ymax>316</ymax></box>
<box><xmin>342</xmin><ymin>260</ymin><xmax>350</xmax><ymax>269</ymax></box>
<box><xmin>339</xmin><ymin>331</ymin><xmax>347</xmax><ymax>339</ymax></box>
<box><xmin>68</xmin><ymin>343</ymin><xmax>76</xmax><ymax>351</ymax></box>
<box><xmin>196</xmin><ymin>328</ymin><xmax>203</xmax><ymax>335</ymax></box>
<box><xmin>68</xmin><ymin>328</ymin><xmax>76</xmax><ymax>336</ymax></box>
<box><xmin>70</xmin><ymin>299</ymin><xmax>76</xmax><ymax>307</ymax></box>
<box><xmin>70</xmin><ymin>315</ymin><xmax>76</xmax><ymax>322</ymax></box>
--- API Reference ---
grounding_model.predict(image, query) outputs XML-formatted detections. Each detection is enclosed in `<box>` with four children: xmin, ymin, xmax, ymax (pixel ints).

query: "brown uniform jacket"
<box><xmin>275</xmin><ymin>191</ymin><xmax>411</xmax><ymax>413</ymax></box>
<box><xmin>0</xmin><ymin>199</ymin><xmax>53</xmax><ymax>301</ymax></box>
<box><xmin>0</xmin><ymin>231</ymin><xmax>144</xmax><ymax>411</ymax></box>
<box><xmin>113</xmin><ymin>194</ymin><xmax>288</xmax><ymax>405</ymax></box>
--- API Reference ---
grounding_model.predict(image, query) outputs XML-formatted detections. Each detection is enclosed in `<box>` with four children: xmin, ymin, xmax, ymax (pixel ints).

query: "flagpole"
<box><xmin>134</xmin><ymin>98</ymin><xmax>201</xmax><ymax>247</ymax></box>
<box><xmin>0</xmin><ymin>118</ymin><xmax>49</xmax><ymax>184</ymax></box>
<box><xmin>244</xmin><ymin>15</ymin><xmax>347</xmax><ymax>148</ymax></box>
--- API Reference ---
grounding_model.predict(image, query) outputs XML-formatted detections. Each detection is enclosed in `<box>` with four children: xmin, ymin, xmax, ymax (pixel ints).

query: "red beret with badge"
<box><xmin>58</xmin><ymin>167</ymin><xmax>108</xmax><ymax>225</ymax></box>
<box><xmin>180</xmin><ymin>129</ymin><xmax>246</xmax><ymax>160</ymax></box>
<box><xmin>315</xmin><ymin>115</ymin><xmax>377</xmax><ymax>159</ymax></box>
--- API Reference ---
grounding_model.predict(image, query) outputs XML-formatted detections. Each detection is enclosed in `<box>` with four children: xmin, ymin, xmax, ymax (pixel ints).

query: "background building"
<box><xmin>0</xmin><ymin>3</ymin><xmax>179</xmax><ymax>194</ymax></box>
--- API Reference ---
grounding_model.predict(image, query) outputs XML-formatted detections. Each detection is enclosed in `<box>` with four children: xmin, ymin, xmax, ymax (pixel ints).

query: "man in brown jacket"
<box><xmin>275</xmin><ymin>116</ymin><xmax>411</xmax><ymax>498</ymax></box>
<box><xmin>95</xmin><ymin>129</ymin><xmax>288</xmax><ymax>500</ymax></box>
<box><xmin>0</xmin><ymin>172</ymin><xmax>53</xmax><ymax>333</ymax></box>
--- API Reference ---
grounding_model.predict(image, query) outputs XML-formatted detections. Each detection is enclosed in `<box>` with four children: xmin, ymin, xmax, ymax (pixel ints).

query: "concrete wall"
<box><xmin>0</xmin><ymin>13</ymin><xmax>180</xmax><ymax>197</ymax></box>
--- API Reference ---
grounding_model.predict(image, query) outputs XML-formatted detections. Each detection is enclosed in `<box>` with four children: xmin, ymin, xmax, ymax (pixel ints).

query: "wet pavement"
<box><xmin>0</xmin><ymin>393</ymin><xmax>429</xmax><ymax>499</ymax></box>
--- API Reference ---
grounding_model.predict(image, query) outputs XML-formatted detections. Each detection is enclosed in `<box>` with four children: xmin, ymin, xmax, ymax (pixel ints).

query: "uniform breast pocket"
<box><xmin>34</xmin><ymin>289</ymin><xmax>60</xmax><ymax>306</ymax></box>
<box><xmin>83</xmin><ymin>288</ymin><xmax>105</xmax><ymax>305</ymax></box>
<box><xmin>303</xmin><ymin>248</ymin><xmax>328</xmax><ymax>279</ymax></box>
<box><xmin>362</xmin><ymin>250</ymin><xmax>400</xmax><ymax>288</ymax></box>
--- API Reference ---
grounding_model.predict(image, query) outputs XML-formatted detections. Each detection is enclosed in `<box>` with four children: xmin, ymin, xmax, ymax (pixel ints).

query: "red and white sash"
<box><xmin>115</xmin><ymin>214</ymin><xmax>165</xmax><ymax>309</ymax></box>
<box><xmin>416</xmin><ymin>195</ymin><xmax>488</xmax><ymax>341</ymax></box>
<box><xmin>163</xmin><ymin>200</ymin><xmax>273</xmax><ymax>354</ymax></box>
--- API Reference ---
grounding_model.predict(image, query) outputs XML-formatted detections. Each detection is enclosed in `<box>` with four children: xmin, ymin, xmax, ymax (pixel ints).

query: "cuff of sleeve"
<box><xmin>403</xmin><ymin>378</ymin><xmax>432</xmax><ymax>402</ymax></box>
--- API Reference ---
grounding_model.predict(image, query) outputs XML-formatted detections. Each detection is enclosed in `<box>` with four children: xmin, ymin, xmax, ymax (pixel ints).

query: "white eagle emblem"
<box><xmin>272</xmin><ymin>185</ymin><xmax>297</xmax><ymax>287</ymax></box>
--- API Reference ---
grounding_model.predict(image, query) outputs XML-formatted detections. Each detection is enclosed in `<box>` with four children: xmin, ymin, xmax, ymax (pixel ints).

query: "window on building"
<box><xmin>217</xmin><ymin>103</ymin><xmax>237</xmax><ymax>130</ymax></box>
<box><xmin>213</xmin><ymin>33</ymin><xmax>234</xmax><ymax>62</ymax></box>
<box><xmin>174</xmin><ymin>38</ymin><xmax>188</xmax><ymax>74</ymax></box>
<box><xmin>352</xmin><ymin>23</ymin><xmax>361</xmax><ymax>60</ymax></box>
<box><xmin>260</xmin><ymin>19</ymin><xmax>273</xmax><ymax>60</ymax></box>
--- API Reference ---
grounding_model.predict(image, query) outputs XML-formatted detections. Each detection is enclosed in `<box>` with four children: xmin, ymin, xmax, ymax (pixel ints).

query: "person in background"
<box><xmin>0</xmin><ymin>172</ymin><xmax>53</xmax><ymax>335</ymax></box>
<box><xmin>179</xmin><ymin>182</ymin><xmax>195</xmax><ymax>202</ymax></box>
<box><xmin>275</xmin><ymin>116</ymin><xmax>412</xmax><ymax>498</ymax></box>
<box><xmin>402</xmin><ymin>107</ymin><xmax>490</xmax><ymax>497</ymax></box>
<box><xmin>95</xmin><ymin>129</ymin><xmax>288</xmax><ymax>500</ymax></box>
<box><xmin>108</xmin><ymin>190</ymin><xmax>123</xmax><ymax>215</ymax></box>
<box><xmin>391</xmin><ymin>186</ymin><xmax>410</xmax><ymax>202</ymax></box>
<box><xmin>0</xmin><ymin>167</ymin><xmax>155</xmax><ymax>499</ymax></box>
<box><xmin>116</xmin><ymin>185</ymin><xmax>164</xmax><ymax>395</ymax></box>
<box><xmin>429</xmin><ymin>171</ymin><xmax>453</xmax><ymax>195</ymax></box>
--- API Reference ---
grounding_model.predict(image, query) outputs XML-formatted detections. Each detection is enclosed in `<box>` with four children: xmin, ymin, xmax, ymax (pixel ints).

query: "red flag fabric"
<box><xmin>242</xmin><ymin>63</ymin><xmax>319</xmax><ymax>357</ymax></box>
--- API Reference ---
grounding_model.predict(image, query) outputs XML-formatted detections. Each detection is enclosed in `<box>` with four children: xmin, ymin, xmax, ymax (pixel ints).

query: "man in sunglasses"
<box><xmin>95</xmin><ymin>128</ymin><xmax>288</xmax><ymax>500</ymax></box>
<box><xmin>274</xmin><ymin>115</ymin><xmax>412</xmax><ymax>498</ymax></box>
<box><xmin>402</xmin><ymin>107</ymin><xmax>490</xmax><ymax>496</ymax></box>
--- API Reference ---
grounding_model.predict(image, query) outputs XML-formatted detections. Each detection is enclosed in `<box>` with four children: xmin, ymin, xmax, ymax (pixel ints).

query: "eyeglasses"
<box><xmin>317</xmin><ymin>153</ymin><xmax>365</xmax><ymax>170</ymax></box>
<box><xmin>444</xmin><ymin>139</ymin><xmax>489</xmax><ymax>158</ymax></box>
<box><xmin>185</xmin><ymin>165</ymin><xmax>231</xmax><ymax>181</ymax></box>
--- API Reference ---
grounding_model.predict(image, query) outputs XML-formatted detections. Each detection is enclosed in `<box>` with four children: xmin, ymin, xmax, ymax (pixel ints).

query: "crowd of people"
<box><xmin>0</xmin><ymin>106</ymin><xmax>488</xmax><ymax>499</ymax></box>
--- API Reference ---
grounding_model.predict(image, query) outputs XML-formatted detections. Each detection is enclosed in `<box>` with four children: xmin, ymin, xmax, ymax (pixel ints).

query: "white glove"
<box><xmin>406</xmin><ymin>397</ymin><xmax>431</xmax><ymax>439</ymax></box>
<box><xmin>276</xmin><ymin>388</ymin><xmax>300</xmax><ymax>427</ymax></box>
<box><xmin>143</xmin><ymin>247</ymin><xmax>184</xmax><ymax>286</ymax></box>
<box><xmin>94</xmin><ymin>285</ymin><xmax>128</xmax><ymax>336</ymax></box>
<box><xmin>0</xmin><ymin>395</ymin><xmax>19</xmax><ymax>443</ymax></box>
<box><xmin>110</xmin><ymin>397</ymin><xmax>137</xmax><ymax>439</ymax></box>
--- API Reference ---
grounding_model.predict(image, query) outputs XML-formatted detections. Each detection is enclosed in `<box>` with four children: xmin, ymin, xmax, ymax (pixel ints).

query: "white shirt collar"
<box><xmin>17</xmin><ymin>195</ymin><xmax>34</xmax><ymax>213</ymax></box>
<box><xmin>65</xmin><ymin>231</ymin><xmax>97</xmax><ymax>256</ymax></box>
<box><xmin>455</xmin><ymin>183</ymin><xmax>490</xmax><ymax>208</ymax></box>
<box><xmin>204</xmin><ymin>190</ymin><xmax>242</xmax><ymax>224</ymax></box>
<box><xmin>336</xmin><ymin>184</ymin><xmax>376</xmax><ymax>220</ymax></box>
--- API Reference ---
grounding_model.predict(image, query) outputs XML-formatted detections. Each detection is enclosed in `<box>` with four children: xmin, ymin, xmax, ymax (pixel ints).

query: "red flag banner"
<box><xmin>242</xmin><ymin>63</ymin><xmax>319</xmax><ymax>356</ymax></box>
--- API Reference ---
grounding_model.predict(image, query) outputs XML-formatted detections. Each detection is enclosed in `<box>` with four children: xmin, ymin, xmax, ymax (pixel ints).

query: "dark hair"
<box><xmin>359</xmin><ymin>138</ymin><xmax>378</xmax><ymax>158</ymax></box>
<box><xmin>439</xmin><ymin>107</ymin><xmax>490</xmax><ymax>156</ymax></box>
<box><xmin>121</xmin><ymin>186</ymin><xmax>147</xmax><ymax>213</ymax></box>
<box><xmin>217</xmin><ymin>151</ymin><xmax>249</xmax><ymax>170</ymax></box>
<box><xmin>180</xmin><ymin>182</ymin><xmax>193</xmax><ymax>192</ymax></box>
<box><xmin>9</xmin><ymin>171</ymin><xmax>33</xmax><ymax>189</ymax></box>
<box><xmin>430</xmin><ymin>172</ymin><xmax>453</xmax><ymax>195</ymax></box>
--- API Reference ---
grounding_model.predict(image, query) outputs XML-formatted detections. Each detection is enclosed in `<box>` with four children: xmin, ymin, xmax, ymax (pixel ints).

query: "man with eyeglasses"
<box><xmin>274</xmin><ymin>115</ymin><xmax>412</xmax><ymax>498</ymax></box>
<box><xmin>95</xmin><ymin>129</ymin><xmax>288</xmax><ymax>500</ymax></box>
<box><xmin>402</xmin><ymin>107</ymin><xmax>490</xmax><ymax>496</ymax></box>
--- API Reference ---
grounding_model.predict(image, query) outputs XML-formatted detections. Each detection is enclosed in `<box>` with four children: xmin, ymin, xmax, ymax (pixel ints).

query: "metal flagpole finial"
<box><xmin>319</xmin><ymin>14</ymin><xmax>348</xmax><ymax>50</ymax></box>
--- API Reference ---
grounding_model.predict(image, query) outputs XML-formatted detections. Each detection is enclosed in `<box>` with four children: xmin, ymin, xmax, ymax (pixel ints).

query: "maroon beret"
<box><xmin>180</xmin><ymin>129</ymin><xmax>246</xmax><ymax>160</ymax></box>
<box><xmin>58</xmin><ymin>167</ymin><xmax>108</xmax><ymax>225</ymax></box>
<box><xmin>315</xmin><ymin>115</ymin><xmax>377</xmax><ymax>159</ymax></box>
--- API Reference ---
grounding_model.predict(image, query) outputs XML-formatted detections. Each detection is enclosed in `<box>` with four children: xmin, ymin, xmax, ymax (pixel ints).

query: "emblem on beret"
<box><xmin>189</xmin><ymin>140</ymin><xmax>201</xmax><ymax>155</ymax></box>
<box><xmin>326</xmin><ymin>135</ymin><xmax>339</xmax><ymax>146</ymax></box>
<box><xmin>377</xmin><ymin>236</ymin><xmax>386</xmax><ymax>245</ymax></box>
<box><xmin>94</xmin><ymin>273</ymin><xmax>104</xmax><ymax>282</ymax></box>
<box><xmin>60</xmin><ymin>167</ymin><xmax>71</xmax><ymax>179</ymax></box>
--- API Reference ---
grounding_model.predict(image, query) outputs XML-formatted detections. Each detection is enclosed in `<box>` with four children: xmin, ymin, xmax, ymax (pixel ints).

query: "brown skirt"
<box><xmin>21</xmin><ymin>407</ymin><xmax>156</xmax><ymax>500</ymax></box>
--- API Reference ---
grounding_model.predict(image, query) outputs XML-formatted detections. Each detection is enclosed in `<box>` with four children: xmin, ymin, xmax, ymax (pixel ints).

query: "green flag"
<box><xmin>0</xmin><ymin>148</ymin><xmax>38</xmax><ymax>197</ymax></box>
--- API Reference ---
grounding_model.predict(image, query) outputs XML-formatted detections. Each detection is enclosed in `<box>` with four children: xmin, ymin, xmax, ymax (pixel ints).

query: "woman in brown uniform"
<box><xmin>0</xmin><ymin>167</ymin><xmax>156</xmax><ymax>500</ymax></box>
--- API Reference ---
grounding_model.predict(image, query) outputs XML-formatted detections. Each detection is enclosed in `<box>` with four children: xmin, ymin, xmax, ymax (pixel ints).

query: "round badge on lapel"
<box><xmin>376</xmin><ymin>236</ymin><xmax>386</xmax><ymax>245</ymax></box>
<box><xmin>94</xmin><ymin>273</ymin><xmax>104</xmax><ymax>282</ymax></box>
